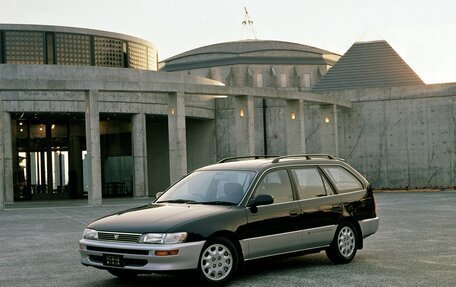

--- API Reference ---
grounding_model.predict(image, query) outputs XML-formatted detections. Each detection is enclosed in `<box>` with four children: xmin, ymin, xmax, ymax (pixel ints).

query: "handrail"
<box><xmin>218</xmin><ymin>154</ymin><xmax>342</xmax><ymax>164</ymax></box>
<box><xmin>271</xmin><ymin>154</ymin><xmax>338</xmax><ymax>163</ymax></box>
<box><xmin>218</xmin><ymin>155</ymin><xmax>278</xmax><ymax>163</ymax></box>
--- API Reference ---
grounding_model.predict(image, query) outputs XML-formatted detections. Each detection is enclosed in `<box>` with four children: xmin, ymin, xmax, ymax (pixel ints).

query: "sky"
<box><xmin>2</xmin><ymin>0</ymin><xmax>455</xmax><ymax>84</ymax></box>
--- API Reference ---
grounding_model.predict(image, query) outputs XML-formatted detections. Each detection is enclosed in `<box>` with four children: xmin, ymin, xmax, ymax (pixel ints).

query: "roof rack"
<box><xmin>218</xmin><ymin>155</ymin><xmax>279</xmax><ymax>163</ymax></box>
<box><xmin>271</xmin><ymin>154</ymin><xmax>339</xmax><ymax>163</ymax></box>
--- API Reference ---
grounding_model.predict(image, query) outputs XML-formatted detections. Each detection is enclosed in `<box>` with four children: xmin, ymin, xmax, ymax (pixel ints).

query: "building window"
<box><xmin>55</xmin><ymin>33</ymin><xmax>90</xmax><ymax>66</ymax></box>
<box><xmin>4</xmin><ymin>31</ymin><xmax>45</xmax><ymax>64</ymax></box>
<box><xmin>302</xmin><ymin>73</ymin><xmax>311</xmax><ymax>88</ymax></box>
<box><xmin>128</xmin><ymin>41</ymin><xmax>148</xmax><ymax>70</ymax></box>
<box><xmin>256</xmin><ymin>73</ymin><xmax>263</xmax><ymax>87</ymax></box>
<box><xmin>94</xmin><ymin>36</ymin><xmax>123</xmax><ymax>67</ymax></box>
<box><xmin>148</xmin><ymin>47</ymin><xmax>157</xmax><ymax>70</ymax></box>
<box><xmin>280</xmin><ymin>73</ymin><xmax>287</xmax><ymax>88</ymax></box>
<box><xmin>0</xmin><ymin>31</ymin><xmax>4</xmax><ymax>63</ymax></box>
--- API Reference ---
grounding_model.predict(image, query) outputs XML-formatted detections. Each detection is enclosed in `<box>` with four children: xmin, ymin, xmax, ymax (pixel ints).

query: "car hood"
<box><xmin>87</xmin><ymin>203</ymin><xmax>232</xmax><ymax>233</ymax></box>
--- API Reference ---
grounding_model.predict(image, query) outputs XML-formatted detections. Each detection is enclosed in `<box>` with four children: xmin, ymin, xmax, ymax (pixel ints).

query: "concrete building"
<box><xmin>160</xmin><ymin>40</ymin><xmax>342</xmax><ymax>157</ymax></box>
<box><xmin>160</xmin><ymin>40</ymin><xmax>456</xmax><ymax>190</ymax></box>
<box><xmin>1</xmin><ymin>24</ymin><xmax>455</xmax><ymax>209</ymax></box>
<box><xmin>0</xmin><ymin>25</ymin><xmax>350</xmax><ymax>209</ymax></box>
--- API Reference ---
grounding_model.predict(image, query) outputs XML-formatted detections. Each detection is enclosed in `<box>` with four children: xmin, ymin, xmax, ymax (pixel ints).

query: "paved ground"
<box><xmin>0</xmin><ymin>193</ymin><xmax>455</xmax><ymax>287</ymax></box>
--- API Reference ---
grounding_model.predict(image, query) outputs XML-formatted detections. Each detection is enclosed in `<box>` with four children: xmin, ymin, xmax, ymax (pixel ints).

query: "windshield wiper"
<box><xmin>195</xmin><ymin>201</ymin><xmax>237</xmax><ymax>206</ymax></box>
<box><xmin>157</xmin><ymin>199</ymin><xmax>197</xmax><ymax>204</ymax></box>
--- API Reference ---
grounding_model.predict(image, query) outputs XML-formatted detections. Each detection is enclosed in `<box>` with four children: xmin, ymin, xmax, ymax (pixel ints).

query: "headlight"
<box><xmin>83</xmin><ymin>228</ymin><xmax>98</xmax><ymax>240</ymax></box>
<box><xmin>140</xmin><ymin>232</ymin><xmax>187</xmax><ymax>244</ymax></box>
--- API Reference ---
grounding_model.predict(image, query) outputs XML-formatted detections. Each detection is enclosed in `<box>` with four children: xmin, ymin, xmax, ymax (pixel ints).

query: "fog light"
<box><xmin>155</xmin><ymin>250</ymin><xmax>179</xmax><ymax>256</ymax></box>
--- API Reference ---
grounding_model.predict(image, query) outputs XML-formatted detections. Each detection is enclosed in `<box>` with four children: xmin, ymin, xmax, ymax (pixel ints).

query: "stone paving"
<box><xmin>0</xmin><ymin>193</ymin><xmax>455</xmax><ymax>286</ymax></box>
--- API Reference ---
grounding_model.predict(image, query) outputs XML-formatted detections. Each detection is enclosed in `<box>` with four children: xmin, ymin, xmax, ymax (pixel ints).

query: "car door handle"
<box><xmin>289</xmin><ymin>210</ymin><xmax>301</xmax><ymax>217</ymax></box>
<box><xmin>332</xmin><ymin>204</ymin><xmax>343</xmax><ymax>212</ymax></box>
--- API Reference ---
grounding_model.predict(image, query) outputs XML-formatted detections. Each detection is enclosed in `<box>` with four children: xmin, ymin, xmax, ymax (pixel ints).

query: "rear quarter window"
<box><xmin>321</xmin><ymin>166</ymin><xmax>364</xmax><ymax>193</ymax></box>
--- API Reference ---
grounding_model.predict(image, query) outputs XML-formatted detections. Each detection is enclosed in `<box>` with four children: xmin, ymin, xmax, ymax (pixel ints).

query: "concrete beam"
<box><xmin>131</xmin><ymin>113</ymin><xmax>148</xmax><ymax>197</ymax></box>
<box><xmin>168</xmin><ymin>92</ymin><xmax>187</xmax><ymax>184</ymax></box>
<box><xmin>286</xmin><ymin>99</ymin><xmax>306</xmax><ymax>154</ymax></box>
<box><xmin>0</xmin><ymin>80</ymin><xmax>352</xmax><ymax>108</ymax></box>
<box><xmin>85</xmin><ymin>90</ymin><xmax>102</xmax><ymax>206</ymax></box>
<box><xmin>234</xmin><ymin>95</ymin><xmax>255</xmax><ymax>156</ymax></box>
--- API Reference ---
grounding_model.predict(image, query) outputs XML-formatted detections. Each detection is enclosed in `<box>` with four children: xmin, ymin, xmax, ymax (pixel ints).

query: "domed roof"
<box><xmin>160</xmin><ymin>40</ymin><xmax>339</xmax><ymax>72</ymax></box>
<box><xmin>165</xmin><ymin>40</ymin><xmax>335</xmax><ymax>60</ymax></box>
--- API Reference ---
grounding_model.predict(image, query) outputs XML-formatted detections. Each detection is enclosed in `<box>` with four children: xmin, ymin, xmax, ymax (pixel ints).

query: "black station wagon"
<box><xmin>79</xmin><ymin>154</ymin><xmax>379</xmax><ymax>285</ymax></box>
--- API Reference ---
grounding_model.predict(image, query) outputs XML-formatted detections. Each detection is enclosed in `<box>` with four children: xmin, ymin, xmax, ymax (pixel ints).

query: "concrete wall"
<box><xmin>214</xmin><ymin>97</ymin><xmax>291</xmax><ymax>160</ymax></box>
<box><xmin>307</xmin><ymin>84</ymin><xmax>456</xmax><ymax>189</ymax></box>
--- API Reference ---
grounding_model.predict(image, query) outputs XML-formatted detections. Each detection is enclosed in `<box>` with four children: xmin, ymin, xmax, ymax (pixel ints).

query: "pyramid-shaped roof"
<box><xmin>313</xmin><ymin>40</ymin><xmax>424</xmax><ymax>91</ymax></box>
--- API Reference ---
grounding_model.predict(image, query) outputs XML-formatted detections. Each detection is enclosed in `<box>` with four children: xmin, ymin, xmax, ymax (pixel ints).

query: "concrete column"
<box><xmin>0</xmin><ymin>100</ymin><xmax>4</xmax><ymax>210</ymax></box>
<box><xmin>286</xmin><ymin>99</ymin><xmax>306</xmax><ymax>154</ymax></box>
<box><xmin>3</xmin><ymin>112</ymin><xmax>13</xmax><ymax>202</ymax></box>
<box><xmin>333</xmin><ymin>104</ymin><xmax>339</xmax><ymax>157</ymax></box>
<box><xmin>85</xmin><ymin>90</ymin><xmax>102</xmax><ymax>206</ymax></box>
<box><xmin>131</xmin><ymin>113</ymin><xmax>148</xmax><ymax>197</ymax></box>
<box><xmin>168</xmin><ymin>92</ymin><xmax>187</xmax><ymax>184</ymax></box>
<box><xmin>234</xmin><ymin>95</ymin><xmax>255</xmax><ymax>155</ymax></box>
<box><xmin>320</xmin><ymin>104</ymin><xmax>339</xmax><ymax>157</ymax></box>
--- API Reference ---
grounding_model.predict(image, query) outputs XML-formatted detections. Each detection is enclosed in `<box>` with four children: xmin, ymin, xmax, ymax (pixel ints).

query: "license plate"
<box><xmin>103</xmin><ymin>254</ymin><xmax>124</xmax><ymax>267</ymax></box>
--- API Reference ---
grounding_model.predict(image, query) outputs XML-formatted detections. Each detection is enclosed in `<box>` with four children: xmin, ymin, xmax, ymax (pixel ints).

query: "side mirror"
<box><xmin>250</xmin><ymin>194</ymin><xmax>274</xmax><ymax>207</ymax></box>
<box><xmin>155</xmin><ymin>192</ymin><xmax>164</xmax><ymax>199</ymax></box>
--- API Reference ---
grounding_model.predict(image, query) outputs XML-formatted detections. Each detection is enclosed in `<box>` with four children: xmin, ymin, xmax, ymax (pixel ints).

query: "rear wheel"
<box><xmin>326</xmin><ymin>222</ymin><xmax>358</xmax><ymax>264</ymax></box>
<box><xmin>108</xmin><ymin>269</ymin><xmax>139</xmax><ymax>279</ymax></box>
<box><xmin>198</xmin><ymin>237</ymin><xmax>239</xmax><ymax>286</ymax></box>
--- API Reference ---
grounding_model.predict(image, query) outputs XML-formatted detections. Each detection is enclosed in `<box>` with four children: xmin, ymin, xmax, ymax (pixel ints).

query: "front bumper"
<box><xmin>79</xmin><ymin>238</ymin><xmax>205</xmax><ymax>271</ymax></box>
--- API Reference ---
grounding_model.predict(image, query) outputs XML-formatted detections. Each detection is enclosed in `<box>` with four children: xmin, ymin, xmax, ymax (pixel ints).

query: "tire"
<box><xmin>108</xmin><ymin>269</ymin><xmax>139</xmax><ymax>279</ymax></box>
<box><xmin>326</xmin><ymin>222</ymin><xmax>358</xmax><ymax>264</ymax></box>
<box><xmin>198</xmin><ymin>237</ymin><xmax>239</xmax><ymax>286</ymax></box>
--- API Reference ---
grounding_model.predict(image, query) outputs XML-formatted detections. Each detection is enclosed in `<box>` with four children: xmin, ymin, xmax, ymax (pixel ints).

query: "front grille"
<box><xmin>87</xmin><ymin>246</ymin><xmax>149</xmax><ymax>255</ymax></box>
<box><xmin>97</xmin><ymin>232</ymin><xmax>141</xmax><ymax>243</ymax></box>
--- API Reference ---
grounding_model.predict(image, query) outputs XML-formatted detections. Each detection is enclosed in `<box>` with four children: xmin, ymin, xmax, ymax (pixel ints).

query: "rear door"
<box><xmin>290</xmin><ymin>166</ymin><xmax>342</xmax><ymax>248</ymax></box>
<box><xmin>241</xmin><ymin>169</ymin><xmax>302</xmax><ymax>259</ymax></box>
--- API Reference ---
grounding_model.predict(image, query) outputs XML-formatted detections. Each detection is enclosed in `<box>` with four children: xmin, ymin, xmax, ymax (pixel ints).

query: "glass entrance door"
<box><xmin>15</xmin><ymin>119</ymin><xmax>72</xmax><ymax>200</ymax></box>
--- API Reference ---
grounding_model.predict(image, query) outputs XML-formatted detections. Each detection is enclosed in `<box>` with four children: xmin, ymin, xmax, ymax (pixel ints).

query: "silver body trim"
<box><xmin>240</xmin><ymin>225</ymin><xmax>337</xmax><ymax>260</ymax></box>
<box><xmin>79</xmin><ymin>239</ymin><xmax>205</xmax><ymax>271</ymax></box>
<box><xmin>303</xmin><ymin>225</ymin><xmax>337</xmax><ymax>249</ymax></box>
<box><xmin>359</xmin><ymin>217</ymin><xmax>379</xmax><ymax>238</ymax></box>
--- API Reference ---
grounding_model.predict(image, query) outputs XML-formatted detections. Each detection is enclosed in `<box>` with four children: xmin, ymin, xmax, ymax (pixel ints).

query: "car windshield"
<box><xmin>156</xmin><ymin>170</ymin><xmax>256</xmax><ymax>205</ymax></box>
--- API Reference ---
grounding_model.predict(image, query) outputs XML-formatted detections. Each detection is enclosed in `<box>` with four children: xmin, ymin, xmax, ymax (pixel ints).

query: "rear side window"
<box><xmin>290</xmin><ymin>167</ymin><xmax>327</xmax><ymax>199</ymax></box>
<box><xmin>322</xmin><ymin>166</ymin><xmax>364</xmax><ymax>193</ymax></box>
<box><xmin>255</xmin><ymin>169</ymin><xmax>294</xmax><ymax>204</ymax></box>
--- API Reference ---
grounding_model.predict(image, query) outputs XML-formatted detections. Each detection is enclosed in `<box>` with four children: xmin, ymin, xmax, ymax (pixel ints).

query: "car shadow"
<box><xmin>89</xmin><ymin>272</ymin><xmax>202</xmax><ymax>287</ymax></box>
<box><xmin>89</xmin><ymin>253</ymin><xmax>333</xmax><ymax>286</ymax></box>
<box><xmin>240</xmin><ymin>253</ymin><xmax>331</xmax><ymax>278</ymax></box>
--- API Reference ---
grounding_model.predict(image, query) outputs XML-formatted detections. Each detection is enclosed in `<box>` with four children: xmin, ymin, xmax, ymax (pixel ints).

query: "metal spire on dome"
<box><xmin>241</xmin><ymin>7</ymin><xmax>257</xmax><ymax>40</ymax></box>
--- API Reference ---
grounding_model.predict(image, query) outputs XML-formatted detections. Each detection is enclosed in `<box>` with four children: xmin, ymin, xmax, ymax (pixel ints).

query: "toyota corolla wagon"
<box><xmin>79</xmin><ymin>154</ymin><xmax>379</xmax><ymax>285</ymax></box>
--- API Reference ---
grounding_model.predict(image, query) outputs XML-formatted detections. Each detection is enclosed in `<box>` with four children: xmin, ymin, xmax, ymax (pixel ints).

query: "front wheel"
<box><xmin>326</xmin><ymin>222</ymin><xmax>358</xmax><ymax>264</ymax></box>
<box><xmin>198</xmin><ymin>237</ymin><xmax>239</xmax><ymax>286</ymax></box>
